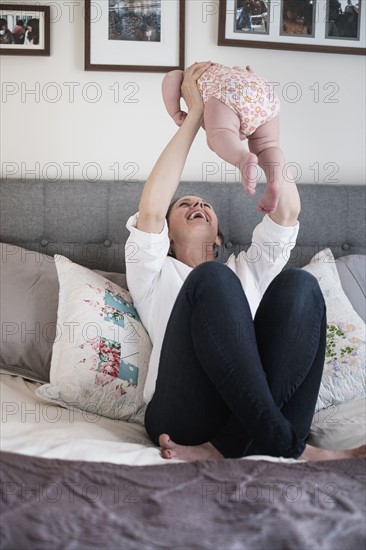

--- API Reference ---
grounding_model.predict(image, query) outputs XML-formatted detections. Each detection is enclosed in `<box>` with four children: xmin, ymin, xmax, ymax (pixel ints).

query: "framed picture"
<box><xmin>218</xmin><ymin>0</ymin><xmax>366</xmax><ymax>55</ymax></box>
<box><xmin>85</xmin><ymin>0</ymin><xmax>185</xmax><ymax>72</ymax></box>
<box><xmin>0</xmin><ymin>3</ymin><xmax>50</xmax><ymax>56</ymax></box>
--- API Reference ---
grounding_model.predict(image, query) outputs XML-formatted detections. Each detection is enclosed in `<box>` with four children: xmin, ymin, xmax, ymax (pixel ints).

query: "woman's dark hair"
<box><xmin>27</xmin><ymin>18</ymin><xmax>39</xmax><ymax>44</ymax></box>
<box><xmin>166</xmin><ymin>196</ymin><xmax>180</xmax><ymax>225</ymax></box>
<box><xmin>0</xmin><ymin>18</ymin><xmax>8</xmax><ymax>28</ymax></box>
<box><xmin>16</xmin><ymin>19</ymin><xmax>24</xmax><ymax>26</ymax></box>
<box><xmin>166</xmin><ymin>196</ymin><xmax>225</xmax><ymax>259</ymax></box>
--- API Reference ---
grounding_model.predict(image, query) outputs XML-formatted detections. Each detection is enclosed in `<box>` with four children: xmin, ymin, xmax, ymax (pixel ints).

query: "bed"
<box><xmin>1</xmin><ymin>180</ymin><xmax>365</xmax><ymax>549</ymax></box>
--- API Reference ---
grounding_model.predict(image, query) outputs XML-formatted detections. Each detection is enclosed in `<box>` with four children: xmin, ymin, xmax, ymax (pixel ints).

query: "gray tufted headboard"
<box><xmin>0</xmin><ymin>181</ymin><xmax>365</xmax><ymax>272</ymax></box>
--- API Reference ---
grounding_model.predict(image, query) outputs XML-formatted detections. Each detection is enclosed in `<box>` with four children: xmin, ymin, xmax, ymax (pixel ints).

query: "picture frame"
<box><xmin>0</xmin><ymin>3</ymin><xmax>50</xmax><ymax>56</ymax></box>
<box><xmin>218</xmin><ymin>0</ymin><xmax>366</xmax><ymax>55</ymax></box>
<box><xmin>85</xmin><ymin>0</ymin><xmax>185</xmax><ymax>72</ymax></box>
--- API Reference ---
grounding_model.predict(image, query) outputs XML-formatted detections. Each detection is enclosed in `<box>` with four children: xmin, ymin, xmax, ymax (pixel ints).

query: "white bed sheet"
<box><xmin>2</xmin><ymin>373</ymin><xmax>364</xmax><ymax>466</ymax></box>
<box><xmin>1</xmin><ymin>374</ymin><xmax>299</xmax><ymax>466</ymax></box>
<box><xmin>0</xmin><ymin>374</ymin><xmax>165</xmax><ymax>466</ymax></box>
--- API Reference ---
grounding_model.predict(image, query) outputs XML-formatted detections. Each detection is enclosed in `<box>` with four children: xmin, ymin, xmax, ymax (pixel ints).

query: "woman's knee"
<box><xmin>185</xmin><ymin>262</ymin><xmax>244</xmax><ymax>300</ymax></box>
<box><xmin>188</xmin><ymin>261</ymin><xmax>237</xmax><ymax>287</ymax></box>
<box><xmin>280</xmin><ymin>267</ymin><xmax>319</xmax><ymax>286</ymax></box>
<box><xmin>275</xmin><ymin>268</ymin><xmax>325</xmax><ymax>308</ymax></box>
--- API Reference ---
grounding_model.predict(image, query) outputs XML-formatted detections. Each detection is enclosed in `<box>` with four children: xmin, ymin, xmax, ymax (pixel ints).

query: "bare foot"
<box><xmin>159</xmin><ymin>434</ymin><xmax>224</xmax><ymax>461</ymax></box>
<box><xmin>299</xmin><ymin>444</ymin><xmax>366</xmax><ymax>462</ymax></box>
<box><xmin>257</xmin><ymin>181</ymin><xmax>282</xmax><ymax>214</ymax></box>
<box><xmin>240</xmin><ymin>152</ymin><xmax>258</xmax><ymax>196</ymax></box>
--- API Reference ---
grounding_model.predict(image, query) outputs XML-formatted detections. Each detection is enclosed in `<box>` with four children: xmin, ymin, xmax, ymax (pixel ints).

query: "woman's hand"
<box><xmin>181</xmin><ymin>61</ymin><xmax>211</xmax><ymax>116</ymax></box>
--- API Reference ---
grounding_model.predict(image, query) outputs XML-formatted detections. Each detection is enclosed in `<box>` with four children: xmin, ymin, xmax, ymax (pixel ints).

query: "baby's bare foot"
<box><xmin>240</xmin><ymin>153</ymin><xmax>258</xmax><ymax>196</ymax></box>
<box><xmin>257</xmin><ymin>181</ymin><xmax>282</xmax><ymax>214</ymax></box>
<box><xmin>299</xmin><ymin>444</ymin><xmax>366</xmax><ymax>462</ymax></box>
<box><xmin>159</xmin><ymin>434</ymin><xmax>224</xmax><ymax>462</ymax></box>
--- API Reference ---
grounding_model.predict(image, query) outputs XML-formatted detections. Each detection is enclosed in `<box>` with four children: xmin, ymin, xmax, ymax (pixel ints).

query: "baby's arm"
<box><xmin>161</xmin><ymin>70</ymin><xmax>187</xmax><ymax>126</ymax></box>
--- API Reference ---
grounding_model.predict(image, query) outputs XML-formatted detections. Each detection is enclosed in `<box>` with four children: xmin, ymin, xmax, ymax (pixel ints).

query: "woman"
<box><xmin>126</xmin><ymin>62</ymin><xmax>365</xmax><ymax>462</ymax></box>
<box><xmin>24</xmin><ymin>18</ymin><xmax>39</xmax><ymax>46</ymax></box>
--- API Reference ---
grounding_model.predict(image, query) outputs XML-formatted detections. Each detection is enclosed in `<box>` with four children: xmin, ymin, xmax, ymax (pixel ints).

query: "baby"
<box><xmin>162</xmin><ymin>62</ymin><xmax>284</xmax><ymax>214</ymax></box>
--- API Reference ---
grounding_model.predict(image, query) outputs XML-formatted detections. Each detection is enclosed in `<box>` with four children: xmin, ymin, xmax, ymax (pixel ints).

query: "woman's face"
<box><xmin>167</xmin><ymin>195</ymin><xmax>221</xmax><ymax>254</ymax></box>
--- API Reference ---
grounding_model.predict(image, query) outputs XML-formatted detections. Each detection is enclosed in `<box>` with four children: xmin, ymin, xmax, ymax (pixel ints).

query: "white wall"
<box><xmin>1</xmin><ymin>0</ymin><xmax>365</xmax><ymax>185</ymax></box>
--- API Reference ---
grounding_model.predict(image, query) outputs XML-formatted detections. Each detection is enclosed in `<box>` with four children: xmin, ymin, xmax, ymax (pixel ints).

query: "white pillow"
<box><xmin>302</xmin><ymin>249</ymin><xmax>365</xmax><ymax>411</ymax></box>
<box><xmin>309</xmin><ymin>398</ymin><xmax>366</xmax><ymax>451</ymax></box>
<box><xmin>36</xmin><ymin>255</ymin><xmax>151</xmax><ymax>424</ymax></box>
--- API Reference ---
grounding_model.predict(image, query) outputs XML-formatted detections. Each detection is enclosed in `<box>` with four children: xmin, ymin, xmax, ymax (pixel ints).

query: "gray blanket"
<box><xmin>0</xmin><ymin>451</ymin><xmax>365</xmax><ymax>550</ymax></box>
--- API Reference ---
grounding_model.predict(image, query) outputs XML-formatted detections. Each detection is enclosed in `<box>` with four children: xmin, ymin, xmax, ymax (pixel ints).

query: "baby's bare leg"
<box><xmin>248</xmin><ymin>116</ymin><xmax>284</xmax><ymax>213</ymax></box>
<box><xmin>204</xmin><ymin>97</ymin><xmax>258</xmax><ymax>192</ymax></box>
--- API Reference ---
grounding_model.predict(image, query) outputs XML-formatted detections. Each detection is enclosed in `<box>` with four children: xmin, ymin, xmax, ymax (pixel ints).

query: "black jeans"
<box><xmin>144</xmin><ymin>262</ymin><xmax>326</xmax><ymax>459</ymax></box>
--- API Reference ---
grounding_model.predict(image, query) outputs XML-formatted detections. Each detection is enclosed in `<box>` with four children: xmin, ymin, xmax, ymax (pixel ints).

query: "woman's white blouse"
<box><xmin>126</xmin><ymin>213</ymin><xmax>299</xmax><ymax>404</ymax></box>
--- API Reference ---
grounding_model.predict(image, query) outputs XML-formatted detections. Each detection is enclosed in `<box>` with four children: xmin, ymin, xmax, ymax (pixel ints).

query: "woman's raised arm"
<box><xmin>269</xmin><ymin>175</ymin><xmax>301</xmax><ymax>227</ymax></box>
<box><xmin>137</xmin><ymin>61</ymin><xmax>212</xmax><ymax>234</ymax></box>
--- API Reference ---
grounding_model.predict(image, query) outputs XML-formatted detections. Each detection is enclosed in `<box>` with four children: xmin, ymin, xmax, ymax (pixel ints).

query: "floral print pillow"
<box><xmin>303</xmin><ymin>249</ymin><xmax>365</xmax><ymax>411</ymax></box>
<box><xmin>36</xmin><ymin>255</ymin><xmax>152</xmax><ymax>424</ymax></box>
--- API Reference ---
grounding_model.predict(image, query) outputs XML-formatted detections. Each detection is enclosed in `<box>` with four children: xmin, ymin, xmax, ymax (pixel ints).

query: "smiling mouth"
<box><xmin>187</xmin><ymin>211</ymin><xmax>208</xmax><ymax>222</ymax></box>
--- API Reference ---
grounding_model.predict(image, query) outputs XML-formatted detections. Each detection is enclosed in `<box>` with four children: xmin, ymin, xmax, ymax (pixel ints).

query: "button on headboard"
<box><xmin>0</xmin><ymin>181</ymin><xmax>365</xmax><ymax>272</ymax></box>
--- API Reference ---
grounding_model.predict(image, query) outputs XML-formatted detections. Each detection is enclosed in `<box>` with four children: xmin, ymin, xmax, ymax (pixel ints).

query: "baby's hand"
<box><xmin>172</xmin><ymin>111</ymin><xmax>187</xmax><ymax>127</ymax></box>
